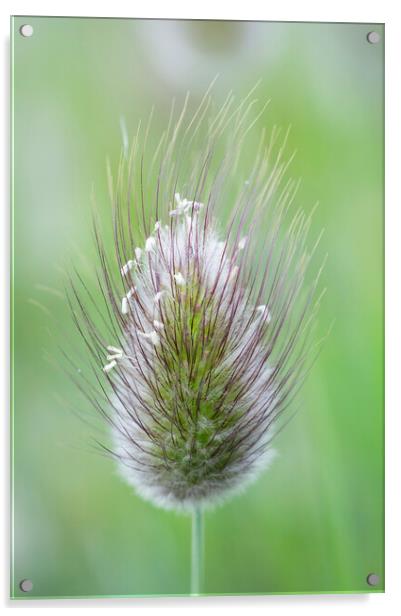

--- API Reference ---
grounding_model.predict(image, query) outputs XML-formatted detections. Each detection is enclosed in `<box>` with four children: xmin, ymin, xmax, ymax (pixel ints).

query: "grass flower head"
<box><xmin>69</xmin><ymin>88</ymin><xmax>324</xmax><ymax>513</ymax></box>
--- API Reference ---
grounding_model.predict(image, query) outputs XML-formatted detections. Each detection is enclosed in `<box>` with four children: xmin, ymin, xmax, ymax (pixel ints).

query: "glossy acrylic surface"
<box><xmin>11</xmin><ymin>17</ymin><xmax>384</xmax><ymax>598</ymax></box>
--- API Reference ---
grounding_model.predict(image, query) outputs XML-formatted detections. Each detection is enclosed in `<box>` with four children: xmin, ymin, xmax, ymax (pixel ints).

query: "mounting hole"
<box><xmin>367</xmin><ymin>31</ymin><xmax>380</xmax><ymax>44</ymax></box>
<box><xmin>19</xmin><ymin>579</ymin><xmax>33</xmax><ymax>592</ymax></box>
<box><xmin>366</xmin><ymin>572</ymin><xmax>380</xmax><ymax>587</ymax></box>
<box><xmin>19</xmin><ymin>24</ymin><xmax>34</xmax><ymax>38</ymax></box>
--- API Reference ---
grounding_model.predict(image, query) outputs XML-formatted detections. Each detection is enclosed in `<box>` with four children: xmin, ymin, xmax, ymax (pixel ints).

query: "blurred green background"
<box><xmin>11</xmin><ymin>17</ymin><xmax>384</xmax><ymax>598</ymax></box>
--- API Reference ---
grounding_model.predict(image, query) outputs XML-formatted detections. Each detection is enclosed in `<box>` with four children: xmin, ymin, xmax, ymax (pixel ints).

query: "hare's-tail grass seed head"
<box><xmin>69</xmin><ymin>90</ymin><xmax>323</xmax><ymax>512</ymax></box>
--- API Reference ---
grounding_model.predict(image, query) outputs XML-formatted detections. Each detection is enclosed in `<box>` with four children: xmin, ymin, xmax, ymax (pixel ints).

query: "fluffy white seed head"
<box><xmin>71</xmin><ymin>92</ymin><xmax>322</xmax><ymax>513</ymax></box>
<box><xmin>105</xmin><ymin>211</ymin><xmax>287</xmax><ymax>511</ymax></box>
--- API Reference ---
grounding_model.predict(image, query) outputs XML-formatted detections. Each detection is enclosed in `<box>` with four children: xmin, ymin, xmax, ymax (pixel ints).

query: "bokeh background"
<box><xmin>11</xmin><ymin>17</ymin><xmax>384</xmax><ymax>598</ymax></box>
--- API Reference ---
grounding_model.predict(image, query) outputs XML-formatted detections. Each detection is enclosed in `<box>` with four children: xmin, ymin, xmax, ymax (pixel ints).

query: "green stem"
<box><xmin>191</xmin><ymin>507</ymin><xmax>204</xmax><ymax>595</ymax></box>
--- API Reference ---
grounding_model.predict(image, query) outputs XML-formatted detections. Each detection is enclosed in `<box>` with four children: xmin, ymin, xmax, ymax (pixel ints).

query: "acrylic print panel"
<box><xmin>11</xmin><ymin>17</ymin><xmax>384</xmax><ymax>598</ymax></box>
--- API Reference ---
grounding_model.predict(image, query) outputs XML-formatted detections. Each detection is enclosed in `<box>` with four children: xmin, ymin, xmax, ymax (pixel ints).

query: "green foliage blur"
<box><xmin>11</xmin><ymin>17</ymin><xmax>384</xmax><ymax>597</ymax></box>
